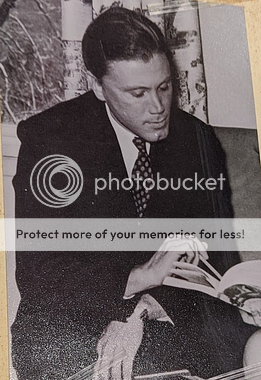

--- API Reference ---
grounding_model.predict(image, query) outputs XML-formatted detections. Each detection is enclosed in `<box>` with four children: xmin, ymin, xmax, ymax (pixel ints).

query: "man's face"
<box><xmin>97</xmin><ymin>53</ymin><xmax>173</xmax><ymax>142</ymax></box>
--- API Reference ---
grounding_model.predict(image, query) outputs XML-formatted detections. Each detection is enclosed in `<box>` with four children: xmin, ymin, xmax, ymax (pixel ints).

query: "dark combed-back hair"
<box><xmin>82</xmin><ymin>7</ymin><xmax>173</xmax><ymax>80</ymax></box>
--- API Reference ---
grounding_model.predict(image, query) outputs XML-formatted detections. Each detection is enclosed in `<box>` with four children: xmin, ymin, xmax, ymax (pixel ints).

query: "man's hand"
<box><xmin>240</xmin><ymin>298</ymin><xmax>261</xmax><ymax>327</ymax></box>
<box><xmin>125</xmin><ymin>235</ymin><xmax>208</xmax><ymax>297</ymax></box>
<box><xmin>94</xmin><ymin>313</ymin><xmax>144</xmax><ymax>379</ymax></box>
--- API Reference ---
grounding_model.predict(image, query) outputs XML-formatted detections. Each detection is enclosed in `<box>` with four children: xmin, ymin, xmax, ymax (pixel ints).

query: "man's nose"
<box><xmin>148</xmin><ymin>92</ymin><xmax>165</xmax><ymax>114</ymax></box>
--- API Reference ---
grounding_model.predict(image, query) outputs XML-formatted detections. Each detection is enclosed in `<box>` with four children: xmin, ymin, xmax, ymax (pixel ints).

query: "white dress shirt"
<box><xmin>105</xmin><ymin>103</ymin><xmax>150</xmax><ymax>178</ymax></box>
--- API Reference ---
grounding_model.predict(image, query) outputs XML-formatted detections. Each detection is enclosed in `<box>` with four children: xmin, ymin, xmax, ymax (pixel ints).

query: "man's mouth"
<box><xmin>147</xmin><ymin>116</ymin><xmax>168</xmax><ymax>125</ymax></box>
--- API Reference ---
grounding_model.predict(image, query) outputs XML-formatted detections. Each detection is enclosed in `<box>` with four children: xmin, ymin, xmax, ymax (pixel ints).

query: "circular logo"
<box><xmin>30</xmin><ymin>154</ymin><xmax>83</xmax><ymax>208</ymax></box>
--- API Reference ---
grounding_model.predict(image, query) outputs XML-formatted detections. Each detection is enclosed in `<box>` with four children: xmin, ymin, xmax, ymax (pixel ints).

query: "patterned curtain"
<box><xmin>61</xmin><ymin>0</ymin><xmax>208</xmax><ymax>122</ymax></box>
<box><xmin>61</xmin><ymin>0</ymin><xmax>92</xmax><ymax>99</ymax></box>
<box><xmin>162</xmin><ymin>1</ymin><xmax>208</xmax><ymax>122</ymax></box>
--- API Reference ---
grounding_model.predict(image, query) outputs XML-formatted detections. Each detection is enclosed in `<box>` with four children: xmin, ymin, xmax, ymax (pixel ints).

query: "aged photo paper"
<box><xmin>0</xmin><ymin>0</ymin><xmax>261</xmax><ymax>379</ymax></box>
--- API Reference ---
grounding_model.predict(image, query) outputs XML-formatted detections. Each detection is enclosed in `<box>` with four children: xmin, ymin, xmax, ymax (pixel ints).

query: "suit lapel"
<box><xmin>76</xmin><ymin>94</ymin><xmax>213</xmax><ymax>219</ymax></box>
<box><xmin>145</xmin><ymin>109</ymin><xmax>213</xmax><ymax>218</ymax></box>
<box><xmin>79</xmin><ymin>96</ymin><xmax>137</xmax><ymax>218</ymax></box>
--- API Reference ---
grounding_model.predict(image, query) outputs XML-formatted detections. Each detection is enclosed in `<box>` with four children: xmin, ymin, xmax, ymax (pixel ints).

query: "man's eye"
<box><xmin>131</xmin><ymin>90</ymin><xmax>146</xmax><ymax>98</ymax></box>
<box><xmin>160</xmin><ymin>83</ymin><xmax>170</xmax><ymax>91</ymax></box>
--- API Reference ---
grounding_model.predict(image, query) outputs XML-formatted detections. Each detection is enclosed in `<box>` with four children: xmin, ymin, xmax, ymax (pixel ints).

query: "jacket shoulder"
<box><xmin>170</xmin><ymin>108</ymin><xmax>221</xmax><ymax>147</ymax></box>
<box><xmin>17</xmin><ymin>91</ymin><xmax>102</xmax><ymax>143</ymax></box>
<box><xmin>173</xmin><ymin>108</ymin><xmax>213</xmax><ymax>132</ymax></box>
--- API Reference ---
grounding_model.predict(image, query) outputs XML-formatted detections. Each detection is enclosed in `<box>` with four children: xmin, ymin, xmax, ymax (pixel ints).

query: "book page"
<box><xmin>218</xmin><ymin>260</ymin><xmax>261</xmax><ymax>312</ymax></box>
<box><xmin>164</xmin><ymin>261</ymin><xmax>220</xmax><ymax>288</ymax></box>
<box><xmin>219</xmin><ymin>260</ymin><xmax>261</xmax><ymax>294</ymax></box>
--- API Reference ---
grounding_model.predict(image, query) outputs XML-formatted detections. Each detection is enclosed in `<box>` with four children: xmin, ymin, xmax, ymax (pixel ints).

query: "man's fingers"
<box><xmin>252</xmin><ymin>313</ymin><xmax>261</xmax><ymax>327</ymax></box>
<box><xmin>185</xmin><ymin>237</ymin><xmax>208</xmax><ymax>262</ymax></box>
<box><xmin>96</xmin><ymin>337</ymin><xmax>118</xmax><ymax>377</ymax></box>
<box><xmin>163</xmin><ymin>239</ymin><xmax>195</xmax><ymax>251</ymax></box>
<box><xmin>160</xmin><ymin>235</ymin><xmax>208</xmax><ymax>256</ymax></box>
<box><xmin>201</xmin><ymin>241</ymin><xmax>208</xmax><ymax>252</ymax></box>
<box><xmin>96</xmin><ymin>335</ymin><xmax>106</xmax><ymax>357</ymax></box>
<box><xmin>93</xmin><ymin>356</ymin><xmax>108</xmax><ymax>380</ymax></box>
<box><xmin>182</xmin><ymin>249</ymin><xmax>198</xmax><ymax>264</ymax></box>
<box><xmin>163</xmin><ymin>240</ymin><xmax>200</xmax><ymax>262</ymax></box>
<box><xmin>96</xmin><ymin>320</ymin><xmax>133</xmax><ymax>379</ymax></box>
<box><xmin>122</xmin><ymin>355</ymin><xmax>134</xmax><ymax>380</ymax></box>
<box><xmin>94</xmin><ymin>352</ymin><xmax>122</xmax><ymax>380</ymax></box>
<box><xmin>157</xmin><ymin>237</ymin><xmax>191</xmax><ymax>254</ymax></box>
<box><xmin>166</xmin><ymin>243</ymin><xmax>198</xmax><ymax>265</ymax></box>
<box><xmin>97</xmin><ymin>321</ymin><xmax>125</xmax><ymax>356</ymax></box>
<box><xmin>240</xmin><ymin>310</ymin><xmax>253</xmax><ymax>325</ymax></box>
<box><xmin>239</xmin><ymin>309</ymin><xmax>261</xmax><ymax>327</ymax></box>
<box><xmin>109</xmin><ymin>355</ymin><xmax>122</xmax><ymax>380</ymax></box>
<box><xmin>249</xmin><ymin>300</ymin><xmax>261</xmax><ymax>327</ymax></box>
<box><xmin>96</xmin><ymin>324</ymin><xmax>114</xmax><ymax>355</ymax></box>
<box><xmin>158</xmin><ymin>235</ymin><xmax>210</xmax><ymax>267</ymax></box>
<box><xmin>95</xmin><ymin>312</ymin><xmax>143</xmax><ymax>379</ymax></box>
<box><xmin>191</xmin><ymin>236</ymin><xmax>208</xmax><ymax>254</ymax></box>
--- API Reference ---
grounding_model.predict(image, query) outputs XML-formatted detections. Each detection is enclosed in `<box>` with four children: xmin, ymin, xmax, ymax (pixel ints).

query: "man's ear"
<box><xmin>86</xmin><ymin>71</ymin><xmax>105</xmax><ymax>101</ymax></box>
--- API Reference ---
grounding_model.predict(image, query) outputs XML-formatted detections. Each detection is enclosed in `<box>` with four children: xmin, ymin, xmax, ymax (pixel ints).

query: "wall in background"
<box><xmin>199</xmin><ymin>4</ymin><xmax>256</xmax><ymax>129</ymax></box>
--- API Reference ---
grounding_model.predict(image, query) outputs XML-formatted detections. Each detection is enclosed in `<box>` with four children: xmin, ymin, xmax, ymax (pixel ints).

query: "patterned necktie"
<box><xmin>131</xmin><ymin>137</ymin><xmax>153</xmax><ymax>217</ymax></box>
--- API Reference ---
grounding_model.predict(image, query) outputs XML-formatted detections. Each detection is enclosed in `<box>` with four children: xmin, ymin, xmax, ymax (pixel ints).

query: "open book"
<box><xmin>163</xmin><ymin>260</ymin><xmax>261</xmax><ymax>313</ymax></box>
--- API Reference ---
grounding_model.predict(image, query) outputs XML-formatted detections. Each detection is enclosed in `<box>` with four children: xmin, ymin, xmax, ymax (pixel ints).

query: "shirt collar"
<box><xmin>105</xmin><ymin>103</ymin><xmax>150</xmax><ymax>178</ymax></box>
<box><xmin>105</xmin><ymin>103</ymin><xmax>150</xmax><ymax>153</ymax></box>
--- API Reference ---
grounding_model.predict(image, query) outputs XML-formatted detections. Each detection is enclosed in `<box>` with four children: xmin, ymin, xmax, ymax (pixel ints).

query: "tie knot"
<box><xmin>133</xmin><ymin>137</ymin><xmax>147</xmax><ymax>154</ymax></box>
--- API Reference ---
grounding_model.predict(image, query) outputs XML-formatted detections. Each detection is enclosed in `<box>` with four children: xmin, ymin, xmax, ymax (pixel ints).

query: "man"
<box><xmin>12</xmin><ymin>7</ymin><xmax>257</xmax><ymax>380</ymax></box>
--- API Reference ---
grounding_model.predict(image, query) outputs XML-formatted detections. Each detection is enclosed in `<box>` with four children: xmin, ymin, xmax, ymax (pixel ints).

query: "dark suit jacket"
<box><xmin>11</xmin><ymin>92</ymin><xmax>257</xmax><ymax>380</ymax></box>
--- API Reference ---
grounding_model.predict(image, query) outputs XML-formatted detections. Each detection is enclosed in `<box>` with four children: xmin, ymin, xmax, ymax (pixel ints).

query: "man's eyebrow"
<box><xmin>157</xmin><ymin>76</ymin><xmax>172</xmax><ymax>87</ymax></box>
<box><xmin>123</xmin><ymin>85</ymin><xmax>149</xmax><ymax>91</ymax></box>
<box><xmin>122</xmin><ymin>76</ymin><xmax>172</xmax><ymax>91</ymax></box>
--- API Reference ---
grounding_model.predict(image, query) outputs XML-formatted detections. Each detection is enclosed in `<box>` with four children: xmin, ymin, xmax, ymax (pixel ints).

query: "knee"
<box><xmin>243</xmin><ymin>329</ymin><xmax>261</xmax><ymax>367</ymax></box>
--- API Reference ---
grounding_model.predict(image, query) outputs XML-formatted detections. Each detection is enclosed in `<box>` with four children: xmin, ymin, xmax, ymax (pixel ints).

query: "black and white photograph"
<box><xmin>1</xmin><ymin>1</ymin><xmax>261</xmax><ymax>379</ymax></box>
